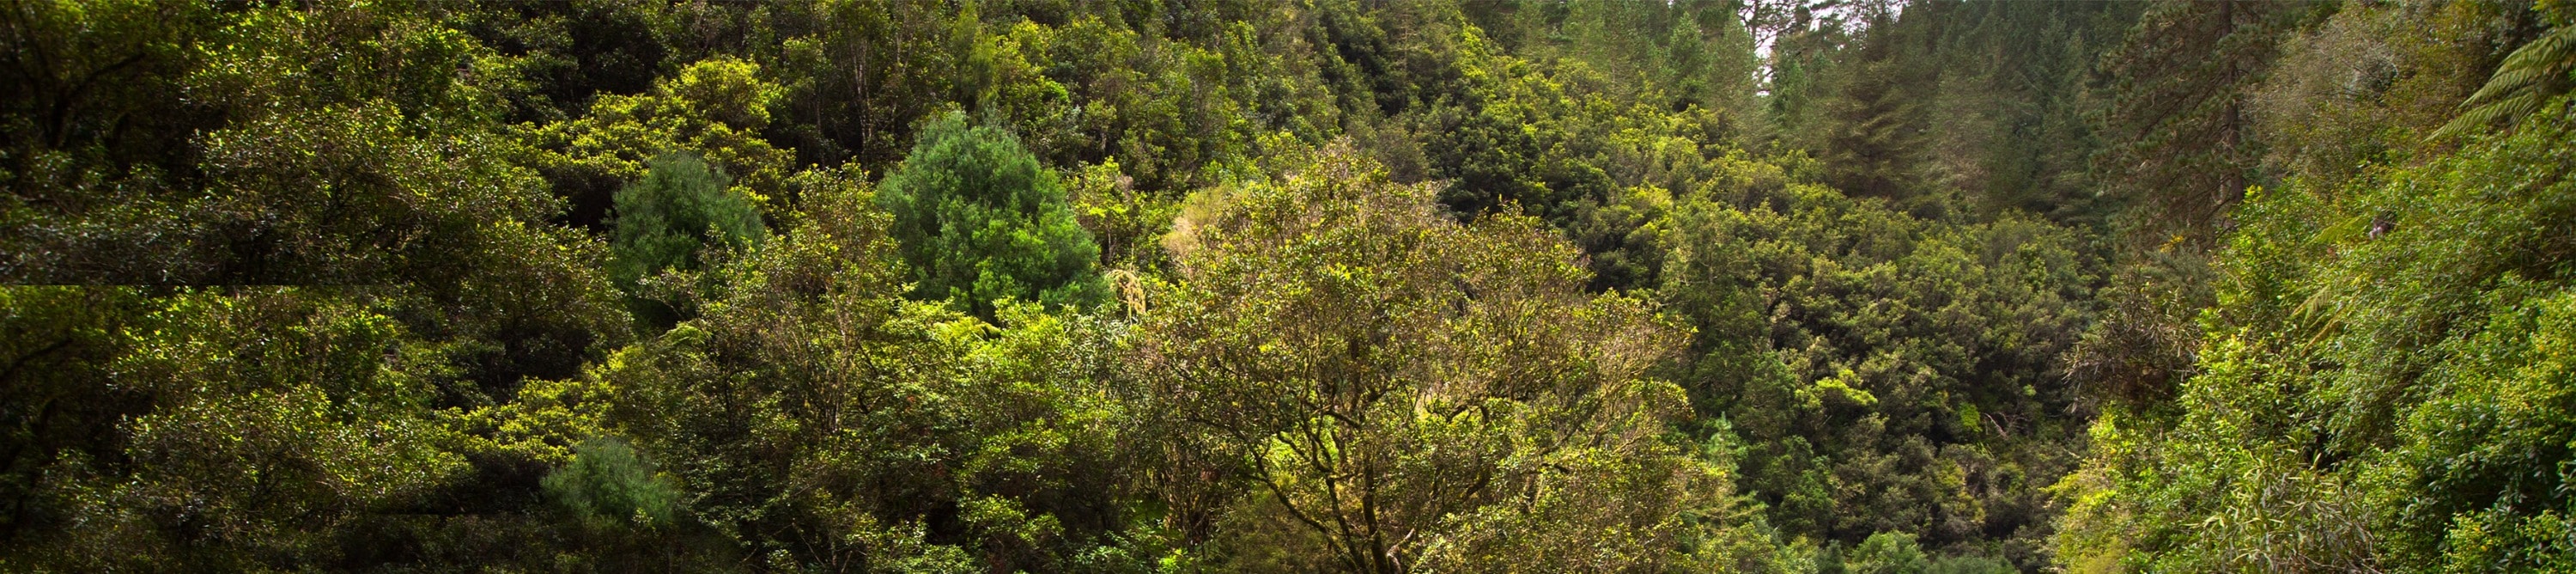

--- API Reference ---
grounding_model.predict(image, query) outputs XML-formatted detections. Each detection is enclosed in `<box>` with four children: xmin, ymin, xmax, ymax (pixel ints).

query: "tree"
<box><xmin>0</xmin><ymin>4</ymin><xmax>635</xmax><ymax>569</ymax></box>
<box><xmin>543</xmin><ymin>437</ymin><xmax>683</xmax><ymax>530</ymax></box>
<box><xmin>608</xmin><ymin>152</ymin><xmax>766</xmax><ymax>290</ymax></box>
<box><xmin>2090</xmin><ymin>0</ymin><xmax>2315</xmax><ymax>238</ymax></box>
<box><xmin>1134</xmin><ymin>144</ymin><xmax>1735</xmax><ymax>573</ymax></box>
<box><xmin>595</xmin><ymin>164</ymin><xmax>1154</xmax><ymax>572</ymax></box>
<box><xmin>1800</xmin><ymin>6</ymin><xmax>1941</xmax><ymax>202</ymax></box>
<box><xmin>877</xmin><ymin>111</ymin><xmax>1107</xmax><ymax>318</ymax></box>
<box><xmin>15</xmin><ymin>289</ymin><xmax>474</xmax><ymax>570</ymax></box>
<box><xmin>598</xmin><ymin>163</ymin><xmax>984</xmax><ymax>570</ymax></box>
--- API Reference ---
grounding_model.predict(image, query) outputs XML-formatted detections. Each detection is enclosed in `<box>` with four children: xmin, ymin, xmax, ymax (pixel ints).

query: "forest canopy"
<box><xmin>3</xmin><ymin>0</ymin><xmax>2573</xmax><ymax>572</ymax></box>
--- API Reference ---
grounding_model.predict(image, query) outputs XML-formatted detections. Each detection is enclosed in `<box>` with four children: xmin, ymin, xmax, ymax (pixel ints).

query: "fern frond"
<box><xmin>2433</xmin><ymin>90</ymin><xmax>2544</xmax><ymax>141</ymax></box>
<box><xmin>2433</xmin><ymin>26</ymin><xmax>2576</xmax><ymax>141</ymax></box>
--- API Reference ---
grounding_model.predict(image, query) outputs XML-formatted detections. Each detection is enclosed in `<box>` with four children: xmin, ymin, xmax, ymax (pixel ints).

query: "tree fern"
<box><xmin>2431</xmin><ymin>23</ymin><xmax>2575</xmax><ymax>140</ymax></box>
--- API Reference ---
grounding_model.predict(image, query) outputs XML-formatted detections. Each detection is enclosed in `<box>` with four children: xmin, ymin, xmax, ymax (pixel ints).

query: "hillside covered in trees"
<box><xmin>3</xmin><ymin>0</ymin><xmax>2573</xmax><ymax>572</ymax></box>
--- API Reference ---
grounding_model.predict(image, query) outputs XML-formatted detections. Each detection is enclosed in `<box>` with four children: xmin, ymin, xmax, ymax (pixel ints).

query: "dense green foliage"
<box><xmin>2</xmin><ymin>0</ymin><xmax>2570</xmax><ymax>572</ymax></box>
<box><xmin>1661</xmin><ymin>171</ymin><xmax>2095</xmax><ymax>563</ymax></box>
<box><xmin>544</xmin><ymin>437</ymin><xmax>684</xmax><ymax>530</ymax></box>
<box><xmin>611</xmin><ymin>152</ymin><xmax>766</xmax><ymax>289</ymax></box>
<box><xmin>1139</xmin><ymin>144</ymin><xmax>1727</xmax><ymax>571</ymax></box>
<box><xmin>2060</xmin><ymin>70</ymin><xmax>2576</xmax><ymax>574</ymax></box>
<box><xmin>2433</xmin><ymin>3</ymin><xmax>2576</xmax><ymax>138</ymax></box>
<box><xmin>878</xmin><ymin>112</ymin><xmax>1107</xmax><ymax>317</ymax></box>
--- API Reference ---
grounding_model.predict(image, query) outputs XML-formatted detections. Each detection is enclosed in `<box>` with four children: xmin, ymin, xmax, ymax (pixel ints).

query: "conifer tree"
<box><xmin>608</xmin><ymin>153</ymin><xmax>766</xmax><ymax>289</ymax></box>
<box><xmin>877</xmin><ymin>112</ymin><xmax>1107</xmax><ymax>318</ymax></box>
<box><xmin>2092</xmin><ymin>0</ymin><xmax>2315</xmax><ymax>237</ymax></box>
